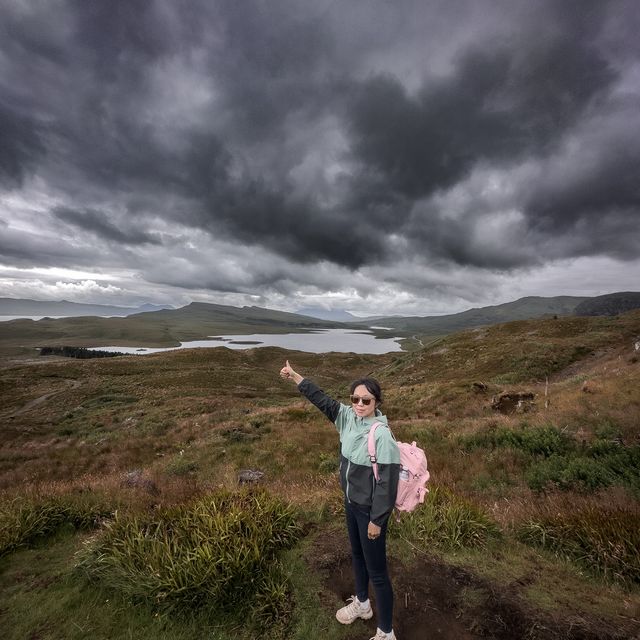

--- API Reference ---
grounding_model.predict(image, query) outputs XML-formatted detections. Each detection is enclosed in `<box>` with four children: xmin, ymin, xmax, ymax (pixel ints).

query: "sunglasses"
<box><xmin>350</xmin><ymin>395</ymin><xmax>375</xmax><ymax>406</ymax></box>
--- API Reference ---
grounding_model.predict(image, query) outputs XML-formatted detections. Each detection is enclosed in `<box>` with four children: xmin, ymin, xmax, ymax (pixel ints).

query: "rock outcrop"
<box><xmin>491</xmin><ymin>392</ymin><xmax>535</xmax><ymax>414</ymax></box>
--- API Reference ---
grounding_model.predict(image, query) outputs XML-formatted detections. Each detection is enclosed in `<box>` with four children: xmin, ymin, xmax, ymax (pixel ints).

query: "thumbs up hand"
<box><xmin>280</xmin><ymin>360</ymin><xmax>293</xmax><ymax>379</ymax></box>
<box><xmin>279</xmin><ymin>360</ymin><xmax>302</xmax><ymax>384</ymax></box>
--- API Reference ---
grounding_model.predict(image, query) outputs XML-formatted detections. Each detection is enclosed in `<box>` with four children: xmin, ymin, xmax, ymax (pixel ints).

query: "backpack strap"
<box><xmin>367</xmin><ymin>421</ymin><xmax>382</xmax><ymax>482</ymax></box>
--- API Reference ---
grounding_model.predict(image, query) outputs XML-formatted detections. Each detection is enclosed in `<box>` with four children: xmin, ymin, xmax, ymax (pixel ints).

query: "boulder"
<box><xmin>581</xmin><ymin>380</ymin><xmax>600</xmax><ymax>394</ymax></box>
<box><xmin>491</xmin><ymin>392</ymin><xmax>535</xmax><ymax>414</ymax></box>
<box><xmin>121</xmin><ymin>469</ymin><xmax>160</xmax><ymax>495</ymax></box>
<box><xmin>238</xmin><ymin>469</ymin><xmax>265</xmax><ymax>484</ymax></box>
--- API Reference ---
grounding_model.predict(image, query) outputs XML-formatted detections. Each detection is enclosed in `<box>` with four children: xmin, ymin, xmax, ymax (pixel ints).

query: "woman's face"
<box><xmin>351</xmin><ymin>384</ymin><xmax>378</xmax><ymax>419</ymax></box>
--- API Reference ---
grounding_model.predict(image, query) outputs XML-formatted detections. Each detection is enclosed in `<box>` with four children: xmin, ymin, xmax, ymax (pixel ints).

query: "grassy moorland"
<box><xmin>0</xmin><ymin>311</ymin><xmax>639</xmax><ymax>639</ymax></box>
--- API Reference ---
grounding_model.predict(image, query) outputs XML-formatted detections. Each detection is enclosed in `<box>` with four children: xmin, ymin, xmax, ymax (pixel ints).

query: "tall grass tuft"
<box><xmin>75</xmin><ymin>489</ymin><xmax>301</xmax><ymax>629</ymax></box>
<box><xmin>517</xmin><ymin>507</ymin><xmax>640</xmax><ymax>584</ymax></box>
<box><xmin>390</xmin><ymin>486</ymin><xmax>499</xmax><ymax>550</ymax></box>
<box><xmin>0</xmin><ymin>493</ymin><xmax>112</xmax><ymax>557</ymax></box>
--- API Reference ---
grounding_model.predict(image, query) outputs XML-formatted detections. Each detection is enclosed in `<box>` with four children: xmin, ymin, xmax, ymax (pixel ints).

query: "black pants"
<box><xmin>345</xmin><ymin>500</ymin><xmax>393</xmax><ymax>633</ymax></box>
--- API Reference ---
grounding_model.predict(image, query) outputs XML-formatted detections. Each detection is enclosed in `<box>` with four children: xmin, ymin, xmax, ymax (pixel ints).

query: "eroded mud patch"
<box><xmin>306</xmin><ymin>527</ymin><xmax>638</xmax><ymax>640</ymax></box>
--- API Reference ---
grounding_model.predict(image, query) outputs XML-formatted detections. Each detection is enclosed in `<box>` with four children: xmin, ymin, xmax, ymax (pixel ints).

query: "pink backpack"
<box><xmin>368</xmin><ymin>422</ymin><xmax>430</xmax><ymax>513</ymax></box>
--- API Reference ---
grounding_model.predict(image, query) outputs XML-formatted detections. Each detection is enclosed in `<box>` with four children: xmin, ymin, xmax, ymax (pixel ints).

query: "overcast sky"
<box><xmin>1</xmin><ymin>0</ymin><xmax>638</xmax><ymax>316</ymax></box>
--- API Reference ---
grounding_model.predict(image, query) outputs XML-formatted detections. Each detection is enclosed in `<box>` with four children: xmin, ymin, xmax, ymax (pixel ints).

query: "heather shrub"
<box><xmin>461</xmin><ymin>424</ymin><xmax>573</xmax><ymax>458</ymax></box>
<box><xmin>165</xmin><ymin>457</ymin><xmax>199</xmax><ymax>476</ymax></box>
<box><xmin>526</xmin><ymin>456</ymin><xmax>615</xmax><ymax>492</ymax></box>
<box><xmin>317</xmin><ymin>453</ymin><xmax>338</xmax><ymax>474</ymax></box>
<box><xmin>526</xmin><ymin>445</ymin><xmax>640</xmax><ymax>494</ymax></box>
<box><xmin>587</xmin><ymin>443</ymin><xmax>640</xmax><ymax>492</ymax></box>
<box><xmin>461</xmin><ymin>424</ymin><xmax>640</xmax><ymax>494</ymax></box>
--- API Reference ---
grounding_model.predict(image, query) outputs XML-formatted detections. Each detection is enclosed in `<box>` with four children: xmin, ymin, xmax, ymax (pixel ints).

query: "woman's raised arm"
<box><xmin>279</xmin><ymin>360</ymin><xmax>341</xmax><ymax>423</ymax></box>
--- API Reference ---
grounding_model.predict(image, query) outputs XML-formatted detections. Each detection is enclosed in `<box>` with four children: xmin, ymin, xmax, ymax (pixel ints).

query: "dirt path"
<box><xmin>306</xmin><ymin>527</ymin><xmax>636</xmax><ymax>640</ymax></box>
<box><xmin>3</xmin><ymin>379</ymin><xmax>81</xmax><ymax>419</ymax></box>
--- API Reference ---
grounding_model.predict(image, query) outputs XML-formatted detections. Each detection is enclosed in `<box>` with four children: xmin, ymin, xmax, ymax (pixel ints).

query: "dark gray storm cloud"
<box><xmin>53</xmin><ymin>206</ymin><xmax>162</xmax><ymax>246</ymax></box>
<box><xmin>0</xmin><ymin>0</ymin><xmax>638</xmax><ymax>288</ymax></box>
<box><xmin>0</xmin><ymin>102</ymin><xmax>46</xmax><ymax>188</ymax></box>
<box><xmin>345</xmin><ymin>31</ymin><xmax>614</xmax><ymax>201</ymax></box>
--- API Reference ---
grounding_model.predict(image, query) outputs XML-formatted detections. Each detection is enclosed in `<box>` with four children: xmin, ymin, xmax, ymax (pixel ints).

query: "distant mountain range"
<box><xmin>144</xmin><ymin>302</ymin><xmax>345</xmax><ymax>331</ymax></box>
<box><xmin>295</xmin><ymin>306</ymin><xmax>361</xmax><ymax>322</ymax></box>
<box><xmin>357</xmin><ymin>295</ymin><xmax>588</xmax><ymax>335</ymax></box>
<box><xmin>345</xmin><ymin>292</ymin><xmax>640</xmax><ymax>336</ymax></box>
<box><xmin>0</xmin><ymin>298</ymin><xmax>172</xmax><ymax>317</ymax></box>
<box><xmin>1</xmin><ymin>293</ymin><xmax>639</xmax><ymax>354</ymax></box>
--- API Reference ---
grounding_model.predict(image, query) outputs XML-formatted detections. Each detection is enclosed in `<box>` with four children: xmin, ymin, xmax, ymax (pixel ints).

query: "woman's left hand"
<box><xmin>367</xmin><ymin>522</ymin><xmax>381</xmax><ymax>540</ymax></box>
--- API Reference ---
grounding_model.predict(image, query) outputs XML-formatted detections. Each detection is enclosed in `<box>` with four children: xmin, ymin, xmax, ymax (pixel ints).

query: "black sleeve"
<box><xmin>298</xmin><ymin>378</ymin><xmax>341</xmax><ymax>423</ymax></box>
<box><xmin>370</xmin><ymin>463</ymin><xmax>400</xmax><ymax>527</ymax></box>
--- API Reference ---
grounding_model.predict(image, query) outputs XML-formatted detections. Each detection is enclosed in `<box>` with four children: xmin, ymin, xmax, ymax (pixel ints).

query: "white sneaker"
<box><xmin>335</xmin><ymin>595</ymin><xmax>373</xmax><ymax>624</ymax></box>
<box><xmin>369</xmin><ymin>629</ymin><xmax>397</xmax><ymax>640</ymax></box>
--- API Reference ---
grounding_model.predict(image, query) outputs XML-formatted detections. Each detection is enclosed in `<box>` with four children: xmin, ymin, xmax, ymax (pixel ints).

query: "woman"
<box><xmin>280</xmin><ymin>360</ymin><xmax>400</xmax><ymax>640</ymax></box>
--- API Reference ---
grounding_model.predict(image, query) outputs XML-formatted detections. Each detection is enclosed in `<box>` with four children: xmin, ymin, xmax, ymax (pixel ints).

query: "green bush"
<box><xmin>461</xmin><ymin>425</ymin><xmax>573</xmax><ymax>458</ymax></box>
<box><xmin>317</xmin><ymin>452</ymin><xmax>338</xmax><ymax>474</ymax></box>
<box><xmin>526</xmin><ymin>456</ymin><xmax>615</xmax><ymax>492</ymax></box>
<box><xmin>589</xmin><ymin>444</ymin><xmax>640</xmax><ymax>491</ymax></box>
<box><xmin>390</xmin><ymin>487</ymin><xmax>499</xmax><ymax>550</ymax></box>
<box><xmin>75</xmin><ymin>490</ymin><xmax>302</xmax><ymax>628</ymax></box>
<box><xmin>462</xmin><ymin>425</ymin><xmax>640</xmax><ymax>494</ymax></box>
<box><xmin>526</xmin><ymin>445</ymin><xmax>640</xmax><ymax>494</ymax></box>
<box><xmin>284</xmin><ymin>407</ymin><xmax>308</xmax><ymax>421</ymax></box>
<box><xmin>0</xmin><ymin>494</ymin><xmax>112</xmax><ymax>558</ymax></box>
<box><xmin>517</xmin><ymin>507</ymin><xmax>640</xmax><ymax>584</ymax></box>
<box><xmin>165</xmin><ymin>457</ymin><xmax>199</xmax><ymax>476</ymax></box>
<box><xmin>586</xmin><ymin>439</ymin><xmax>622</xmax><ymax>456</ymax></box>
<box><xmin>593</xmin><ymin>419</ymin><xmax>621</xmax><ymax>441</ymax></box>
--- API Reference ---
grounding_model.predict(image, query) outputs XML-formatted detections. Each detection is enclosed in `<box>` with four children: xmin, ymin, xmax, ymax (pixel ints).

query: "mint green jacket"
<box><xmin>299</xmin><ymin>379</ymin><xmax>400</xmax><ymax>525</ymax></box>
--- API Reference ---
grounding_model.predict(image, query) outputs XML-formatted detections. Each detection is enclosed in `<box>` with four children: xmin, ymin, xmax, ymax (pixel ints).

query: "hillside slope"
<box><xmin>358</xmin><ymin>295</ymin><xmax>587</xmax><ymax>335</ymax></box>
<box><xmin>574</xmin><ymin>291</ymin><xmax>640</xmax><ymax>316</ymax></box>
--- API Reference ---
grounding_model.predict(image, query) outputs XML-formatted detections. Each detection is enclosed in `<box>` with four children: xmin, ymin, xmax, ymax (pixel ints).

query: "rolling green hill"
<box><xmin>136</xmin><ymin>301</ymin><xmax>350</xmax><ymax>328</ymax></box>
<box><xmin>0</xmin><ymin>302</ymin><xmax>352</xmax><ymax>357</ymax></box>
<box><xmin>356</xmin><ymin>295</ymin><xmax>588</xmax><ymax>335</ymax></box>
